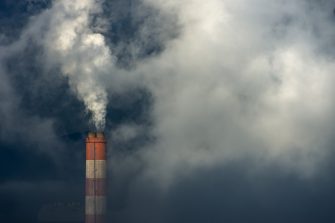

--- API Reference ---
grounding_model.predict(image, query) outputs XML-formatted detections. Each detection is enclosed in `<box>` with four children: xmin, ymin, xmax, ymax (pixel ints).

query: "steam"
<box><xmin>43</xmin><ymin>0</ymin><xmax>113</xmax><ymax>130</ymax></box>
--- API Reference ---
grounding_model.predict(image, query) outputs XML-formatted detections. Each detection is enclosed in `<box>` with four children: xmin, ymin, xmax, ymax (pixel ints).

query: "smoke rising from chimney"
<box><xmin>43</xmin><ymin>0</ymin><xmax>112</xmax><ymax>130</ymax></box>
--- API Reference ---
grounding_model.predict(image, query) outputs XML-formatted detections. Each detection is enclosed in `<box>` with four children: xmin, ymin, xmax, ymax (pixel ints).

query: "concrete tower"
<box><xmin>85</xmin><ymin>132</ymin><xmax>107</xmax><ymax>223</ymax></box>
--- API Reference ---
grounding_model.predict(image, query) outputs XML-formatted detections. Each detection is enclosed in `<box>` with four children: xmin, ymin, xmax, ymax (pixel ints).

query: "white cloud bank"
<box><xmin>132</xmin><ymin>0</ymin><xmax>335</xmax><ymax>183</ymax></box>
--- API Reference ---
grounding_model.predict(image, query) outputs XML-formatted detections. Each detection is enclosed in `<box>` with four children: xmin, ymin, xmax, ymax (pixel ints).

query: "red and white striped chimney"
<box><xmin>86</xmin><ymin>132</ymin><xmax>107</xmax><ymax>223</ymax></box>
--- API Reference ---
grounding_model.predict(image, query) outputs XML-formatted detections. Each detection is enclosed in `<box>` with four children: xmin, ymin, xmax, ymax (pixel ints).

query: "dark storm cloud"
<box><xmin>96</xmin><ymin>0</ymin><xmax>179</xmax><ymax>67</ymax></box>
<box><xmin>106</xmin><ymin>158</ymin><xmax>335</xmax><ymax>223</ymax></box>
<box><xmin>0</xmin><ymin>0</ymin><xmax>51</xmax><ymax>44</ymax></box>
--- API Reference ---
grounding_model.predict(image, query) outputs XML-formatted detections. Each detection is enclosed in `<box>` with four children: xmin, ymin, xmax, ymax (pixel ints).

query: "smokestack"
<box><xmin>85</xmin><ymin>132</ymin><xmax>107</xmax><ymax>223</ymax></box>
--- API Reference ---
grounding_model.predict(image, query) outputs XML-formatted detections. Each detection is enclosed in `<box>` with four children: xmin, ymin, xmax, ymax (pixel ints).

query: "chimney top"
<box><xmin>87</xmin><ymin>132</ymin><xmax>96</xmax><ymax>138</ymax></box>
<box><xmin>96</xmin><ymin>132</ymin><xmax>105</xmax><ymax>138</ymax></box>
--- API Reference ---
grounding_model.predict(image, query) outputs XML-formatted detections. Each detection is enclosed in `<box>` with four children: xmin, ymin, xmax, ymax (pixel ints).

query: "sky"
<box><xmin>1</xmin><ymin>0</ymin><xmax>335</xmax><ymax>222</ymax></box>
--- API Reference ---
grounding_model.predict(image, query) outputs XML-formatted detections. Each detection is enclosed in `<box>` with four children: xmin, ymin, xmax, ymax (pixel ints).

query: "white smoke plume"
<box><xmin>42</xmin><ymin>0</ymin><xmax>113</xmax><ymax>130</ymax></box>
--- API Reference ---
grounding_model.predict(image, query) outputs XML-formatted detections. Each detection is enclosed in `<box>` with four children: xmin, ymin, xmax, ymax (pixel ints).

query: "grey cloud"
<box><xmin>120</xmin><ymin>0</ymin><xmax>335</xmax><ymax>184</ymax></box>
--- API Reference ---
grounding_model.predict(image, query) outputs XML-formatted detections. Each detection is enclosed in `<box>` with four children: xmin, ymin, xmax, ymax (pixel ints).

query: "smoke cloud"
<box><xmin>122</xmin><ymin>0</ymin><xmax>335</xmax><ymax>183</ymax></box>
<box><xmin>40</xmin><ymin>0</ymin><xmax>114</xmax><ymax>130</ymax></box>
<box><xmin>3</xmin><ymin>0</ymin><xmax>335</xmax><ymax>186</ymax></box>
